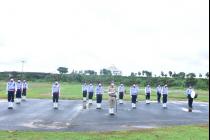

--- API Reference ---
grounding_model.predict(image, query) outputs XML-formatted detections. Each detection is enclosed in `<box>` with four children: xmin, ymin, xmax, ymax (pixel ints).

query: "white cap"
<box><xmin>10</xmin><ymin>78</ymin><xmax>14</xmax><ymax>82</ymax></box>
<box><xmin>18</xmin><ymin>80</ymin><xmax>21</xmax><ymax>82</ymax></box>
<box><xmin>55</xmin><ymin>81</ymin><xmax>58</xmax><ymax>84</ymax></box>
<box><xmin>133</xmin><ymin>84</ymin><xmax>136</xmax><ymax>87</ymax></box>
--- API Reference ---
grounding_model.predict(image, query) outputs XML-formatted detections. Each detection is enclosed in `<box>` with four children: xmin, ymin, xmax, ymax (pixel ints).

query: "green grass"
<box><xmin>0</xmin><ymin>124</ymin><xmax>208</xmax><ymax>140</ymax></box>
<box><xmin>0</xmin><ymin>81</ymin><xmax>209</xmax><ymax>102</ymax></box>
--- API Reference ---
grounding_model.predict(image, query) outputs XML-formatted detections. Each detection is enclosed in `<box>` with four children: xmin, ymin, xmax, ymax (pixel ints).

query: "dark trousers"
<box><xmin>16</xmin><ymin>89</ymin><xmax>22</xmax><ymax>98</ymax></box>
<box><xmin>131</xmin><ymin>95</ymin><xmax>137</xmax><ymax>103</ymax></box>
<box><xmin>22</xmin><ymin>89</ymin><xmax>27</xmax><ymax>96</ymax></box>
<box><xmin>8</xmin><ymin>91</ymin><xmax>15</xmax><ymax>102</ymax></box>
<box><xmin>88</xmin><ymin>92</ymin><xmax>93</xmax><ymax>99</ymax></box>
<box><xmin>119</xmin><ymin>92</ymin><xmax>124</xmax><ymax>99</ymax></box>
<box><xmin>96</xmin><ymin>94</ymin><xmax>103</xmax><ymax>103</ymax></box>
<box><xmin>188</xmin><ymin>95</ymin><xmax>193</xmax><ymax>108</ymax></box>
<box><xmin>53</xmin><ymin>93</ymin><xmax>59</xmax><ymax>103</ymax></box>
<box><xmin>162</xmin><ymin>94</ymin><xmax>167</xmax><ymax>103</ymax></box>
<box><xmin>157</xmin><ymin>92</ymin><xmax>161</xmax><ymax>103</ymax></box>
<box><xmin>146</xmin><ymin>93</ymin><xmax>150</xmax><ymax>100</ymax></box>
<box><xmin>83</xmin><ymin>91</ymin><xmax>87</xmax><ymax>97</ymax></box>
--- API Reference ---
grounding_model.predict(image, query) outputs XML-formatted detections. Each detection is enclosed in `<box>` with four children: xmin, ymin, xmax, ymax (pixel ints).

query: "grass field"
<box><xmin>0</xmin><ymin>81</ymin><xmax>208</xmax><ymax>102</ymax></box>
<box><xmin>0</xmin><ymin>124</ymin><xmax>208</xmax><ymax>140</ymax></box>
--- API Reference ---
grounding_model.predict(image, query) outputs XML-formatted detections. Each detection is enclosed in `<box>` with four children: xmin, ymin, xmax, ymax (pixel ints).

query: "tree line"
<box><xmin>0</xmin><ymin>67</ymin><xmax>209</xmax><ymax>89</ymax></box>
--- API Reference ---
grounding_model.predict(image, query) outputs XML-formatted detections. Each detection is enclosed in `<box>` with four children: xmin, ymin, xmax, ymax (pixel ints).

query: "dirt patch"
<box><xmin>40</xmin><ymin>93</ymin><xmax>51</xmax><ymax>96</ymax></box>
<box><xmin>198</xmin><ymin>124</ymin><xmax>209</xmax><ymax>129</ymax></box>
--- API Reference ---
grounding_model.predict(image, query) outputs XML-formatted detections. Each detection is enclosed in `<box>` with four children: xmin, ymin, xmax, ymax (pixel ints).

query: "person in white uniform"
<box><xmin>16</xmin><ymin>80</ymin><xmax>22</xmax><ymax>104</ymax></box>
<box><xmin>6</xmin><ymin>78</ymin><xmax>16</xmax><ymax>109</ymax></box>
<box><xmin>52</xmin><ymin>81</ymin><xmax>60</xmax><ymax>109</ymax></box>
<box><xmin>95</xmin><ymin>83</ymin><xmax>104</xmax><ymax>109</ymax></box>
<box><xmin>145</xmin><ymin>84</ymin><xmax>152</xmax><ymax>104</ymax></box>
<box><xmin>118</xmin><ymin>83</ymin><xmax>126</xmax><ymax>104</ymax></box>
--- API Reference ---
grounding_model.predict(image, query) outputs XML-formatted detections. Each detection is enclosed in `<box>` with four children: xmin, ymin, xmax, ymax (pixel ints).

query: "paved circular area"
<box><xmin>0</xmin><ymin>99</ymin><xmax>208</xmax><ymax>132</ymax></box>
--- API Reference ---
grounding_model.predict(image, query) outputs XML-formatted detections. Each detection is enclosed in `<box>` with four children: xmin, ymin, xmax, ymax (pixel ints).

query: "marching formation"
<box><xmin>4</xmin><ymin>78</ymin><xmax>198</xmax><ymax>114</ymax></box>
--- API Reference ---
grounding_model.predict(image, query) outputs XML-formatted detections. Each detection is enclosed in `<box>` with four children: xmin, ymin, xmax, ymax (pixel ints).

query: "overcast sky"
<box><xmin>0</xmin><ymin>0</ymin><xmax>209</xmax><ymax>76</ymax></box>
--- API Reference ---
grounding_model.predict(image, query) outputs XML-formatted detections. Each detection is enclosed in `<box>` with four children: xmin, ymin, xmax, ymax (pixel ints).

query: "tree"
<box><xmin>144</xmin><ymin>71</ymin><xmax>152</xmax><ymax>77</ymax></box>
<box><xmin>138</xmin><ymin>72</ymin><xmax>141</xmax><ymax>77</ymax></box>
<box><xmin>57</xmin><ymin>67</ymin><xmax>68</xmax><ymax>74</ymax></box>
<box><xmin>84</xmin><ymin>70</ymin><xmax>97</xmax><ymax>75</ymax></box>
<box><xmin>185</xmin><ymin>73</ymin><xmax>197</xmax><ymax>87</ymax></box>
<box><xmin>130</xmin><ymin>72</ymin><xmax>136</xmax><ymax>77</ymax></box>
<box><xmin>142</xmin><ymin>70</ymin><xmax>145</xmax><ymax>77</ymax></box>
<box><xmin>169</xmin><ymin>71</ymin><xmax>173</xmax><ymax>77</ymax></box>
<box><xmin>205</xmin><ymin>72</ymin><xmax>209</xmax><ymax>79</ymax></box>
<box><xmin>186</xmin><ymin>73</ymin><xmax>196</xmax><ymax>78</ymax></box>
<box><xmin>78</xmin><ymin>70</ymin><xmax>83</xmax><ymax>74</ymax></box>
<box><xmin>161</xmin><ymin>71</ymin><xmax>165</xmax><ymax>77</ymax></box>
<box><xmin>172</xmin><ymin>72</ymin><xmax>177</xmax><ymax>78</ymax></box>
<box><xmin>57</xmin><ymin>67</ymin><xmax>68</xmax><ymax>81</ymax></box>
<box><xmin>199</xmin><ymin>73</ymin><xmax>202</xmax><ymax>78</ymax></box>
<box><xmin>177</xmin><ymin>72</ymin><xmax>185</xmax><ymax>79</ymax></box>
<box><xmin>100</xmin><ymin>69</ymin><xmax>112</xmax><ymax>75</ymax></box>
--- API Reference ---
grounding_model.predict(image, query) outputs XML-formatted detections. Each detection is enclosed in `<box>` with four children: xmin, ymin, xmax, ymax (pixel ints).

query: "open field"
<box><xmin>0</xmin><ymin>81</ymin><xmax>209</xmax><ymax>102</ymax></box>
<box><xmin>0</xmin><ymin>124</ymin><xmax>208</xmax><ymax>140</ymax></box>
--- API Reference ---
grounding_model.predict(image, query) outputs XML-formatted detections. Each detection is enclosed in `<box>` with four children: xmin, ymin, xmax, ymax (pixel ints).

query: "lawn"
<box><xmin>0</xmin><ymin>81</ymin><xmax>208</xmax><ymax>102</ymax></box>
<box><xmin>0</xmin><ymin>124</ymin><xmax>208</xmax><ymax>140</ymax></box>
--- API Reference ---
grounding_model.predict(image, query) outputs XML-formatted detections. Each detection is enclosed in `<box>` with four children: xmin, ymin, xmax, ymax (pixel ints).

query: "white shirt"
<box><xmin>52</xmin><ymin>84</ymin><xmax>60</xmax><ymax>94</ymax></box>
<box><xmin>6</xmin><ymin>81</ymin><xmax>16</xmax><ymax>91</ymax></box>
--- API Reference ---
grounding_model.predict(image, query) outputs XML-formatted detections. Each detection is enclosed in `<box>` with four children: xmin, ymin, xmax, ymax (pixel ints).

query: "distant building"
<box><xmin>107</xmin><ymin>65</ymin><xmax>122</xmax><ymax>76</ymax></box>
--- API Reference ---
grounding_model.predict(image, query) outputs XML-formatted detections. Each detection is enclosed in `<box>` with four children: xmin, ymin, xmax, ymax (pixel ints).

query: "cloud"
<box><xmin>0</xmin><ymin>0</ymin><xmax>209</xmax><ymax>76</ymax></box>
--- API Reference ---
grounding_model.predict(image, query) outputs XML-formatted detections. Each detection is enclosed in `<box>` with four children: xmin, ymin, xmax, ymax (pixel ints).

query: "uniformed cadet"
<box><xmin>52</xmin><ymin>81</ymin><xmax>60</xmax><ymax>109</ymax></box>
<box><xmin>118</xmin><ymin>83</ymin><xmax>126</xmax><ymax>104</ymax></box>
<box><xmin>161</xmin><ymin>84</ymin><xmax>168</xmax><ymax>108</ymax></box>
<box><xmin>156</xmin><ymin>85</ymin><xmax>162</xmax><ymax>103</ymax></box>
<box><xmin>145</xmin><ymin>84</ymin><xmax>151</xmax><ymax>104</ymax></box>
<box><xmin>82</xmin><ymin>82</ymin><xmax>88</xmax><ymax>102</ymax></box>
<box><xmin>22</xmin><ymin>80</ymin><xmax>28</xmax><ymax>101</ymax></box>
<box><xmin>15</xmin><ymin>80</ymin><xmax>22</xmax><ymax>104</ymax></box>
<box><xmin>130</xmin><ymin>84</ymin><xmax>139</xmax><ymax>109</ymax></box>
<box><xmin>88</xmin><ymin>83</ymin><xmax>94</xmax><ymax>104</ymax></box>
<box><xmin>95</xmin><ymin>83</ymin><xmax>104</xmax><ymax>109</ymax></box>
<box><xmin>185</xmin><ymin>86</ymin><xmax>197</xmax><ymax>112</ymax></box>
<box><xmin>6</xmin><ymin>78</ymin><xmax>16</xmax><ymax>109</ymax></box>
<box><xmin>108</xmin><ymin>82</ymin><xmax>117</xmax><ymax>115</ymax></box>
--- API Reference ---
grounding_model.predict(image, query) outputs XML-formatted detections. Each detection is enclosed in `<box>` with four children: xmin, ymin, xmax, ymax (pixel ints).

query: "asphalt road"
<box><xmin>0</xmin><ymin>99</ymin><xmax>208</xmax><ymax>132</ymax></box>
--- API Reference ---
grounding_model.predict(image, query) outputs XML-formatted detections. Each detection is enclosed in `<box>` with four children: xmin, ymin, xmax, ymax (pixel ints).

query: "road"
<box><xmin>0</xmin><ymin>99</ymin><xmax>208</xmax><ymax>132</ymax></box>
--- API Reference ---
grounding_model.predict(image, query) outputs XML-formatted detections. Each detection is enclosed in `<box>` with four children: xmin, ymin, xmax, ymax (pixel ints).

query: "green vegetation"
<box><xmin>0</xmin><ymin>81</ymin><xmax>209</xmax><ymax>102</ymax></box>
<box><xmin>0</xmin><ymin>125</ymin><xmax>208</xmax><ymax>140</ymax></box>
<box><xmin>0</xmin><ymin>71</ymin><xmax>209</xmax><ymax>90</ymax></box>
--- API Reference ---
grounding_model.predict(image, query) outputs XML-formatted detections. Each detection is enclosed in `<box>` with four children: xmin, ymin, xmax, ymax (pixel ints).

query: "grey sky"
<box><xmin>0</xmin><ymin>0</ymin><xmax>209</xmax><ymax>76</ymax></box>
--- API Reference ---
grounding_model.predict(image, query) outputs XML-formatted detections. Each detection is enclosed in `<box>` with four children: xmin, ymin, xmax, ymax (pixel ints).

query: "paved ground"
<box><xmin>0</xmin><ymin>99</ymin><xmax>209</xmax><ymax>132</ymax></box>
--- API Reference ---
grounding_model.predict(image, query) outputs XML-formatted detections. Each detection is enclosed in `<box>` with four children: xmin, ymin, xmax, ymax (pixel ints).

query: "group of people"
<box><xmin>5</xmin><ymin>79</ymin><xmax>197</xmax><ymax>114</ymax></box>
<box><xmin>81</xmin><ymin>82</ymin><xmax>170</xmax><ymax>115</ymax></box>
<box><xmin>6</xmin><ymin>78</ymin><xmax>28</xmax><ymax>109</ymax></box>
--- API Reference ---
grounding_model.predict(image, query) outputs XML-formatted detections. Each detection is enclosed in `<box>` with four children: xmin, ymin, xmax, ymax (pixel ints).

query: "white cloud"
<box><xmin>0</xmin><ymin>0</ymin><xmax>209</xmax><ymax>76</ymax></box>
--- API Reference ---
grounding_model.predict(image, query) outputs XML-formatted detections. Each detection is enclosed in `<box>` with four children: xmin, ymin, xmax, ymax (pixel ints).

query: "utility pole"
<box><xmin>21</xmin><ymin>60</ymin><xmax>25</xmax><ymax>79</ymax></box>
